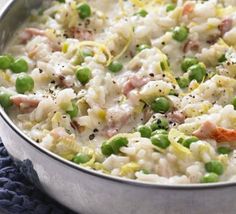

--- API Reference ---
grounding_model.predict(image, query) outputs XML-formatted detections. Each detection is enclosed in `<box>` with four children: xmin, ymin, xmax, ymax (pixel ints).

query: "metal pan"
<box><xmin>0</xmin><ymin>1</ymin><xmax>236</xmax><ymax>214</ymax></box>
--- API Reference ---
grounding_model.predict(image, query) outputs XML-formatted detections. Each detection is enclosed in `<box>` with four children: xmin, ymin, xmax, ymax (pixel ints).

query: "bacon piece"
<box><xmin>182</xmin><ymin>2</ymin><xmax>194</xmax><ymax>16</ymax></box>
<box><xmin>183</xmin><ymin>40</ymin><xmax>200</xmax><ymax>53</ymax></box>
<box><xmin>11</xmin><ymin>95</ymin><xmax>40</xmax><ymax>108</ymax></box>
<box><xmin>104</xmin><ymin>107</ymin><xmax>132</xmax><ymax>138</ymax></box>
<box><xmin>167</xmin><ymin>111</ymin><xmax>185</xmax><ymax>124</ymax></box>
<box><xmin>123</xmin><ymin>75</ymin><xmax>150</xmax><ymax>96</ymax></box>
<box><xmin>20</xmin><ymin>28</ymin><xmax>61</xmax><ymax>52</ymax></box>
<box><xmin>19</xmin><ymin>28</ymin><xmax>45</xmax><ymax>44</ymax></box>
<box><xmin>206</xmin><ymin>34</ymin><xmax>220</xmax><ymax>45</ymax></box>
<box><xmin>69</xmin><ymin>27</ymin><xmax>93</xmax><ymax>40</ymax></box>
<box><xmin>218</xmin><ymin>19</ymin><xmax>233</xmax><ymax>36</ymax></box>
<box><xmin>193</xmin><ymin>121</ymin><xmax>236</xmax><ymax>142</ymax></box>
<box><xmin>49</xmin><ymin>41</ymin><xmax>62</xmax><ymax>52</ymax></box>
<box><xmin>58</xmin><ymin>75</ymin><xmax>74</xmax><ymax>88</ymax></box>
<box><xmin>106</xmin><ymin>128</ymin><xmax>119</xmax><ymax>138</ymax></box>
<box><xmin>11</xmin><ymin>95</ymin><xmax>41</xmax><ymax>113</ymax></box>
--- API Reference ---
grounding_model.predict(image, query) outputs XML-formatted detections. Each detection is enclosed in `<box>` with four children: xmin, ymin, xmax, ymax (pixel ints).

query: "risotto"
<box><xmin>1</xmin><ymin>0</ymin><xmax>236</xmax><ymax>184</ymax></box>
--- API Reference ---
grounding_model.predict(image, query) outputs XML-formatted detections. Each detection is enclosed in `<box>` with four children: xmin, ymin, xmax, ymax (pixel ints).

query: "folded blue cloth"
<box><xmin>0</xmin><ymin>140</ymin><xmax>76</xmax><ymax>214</ymax></box>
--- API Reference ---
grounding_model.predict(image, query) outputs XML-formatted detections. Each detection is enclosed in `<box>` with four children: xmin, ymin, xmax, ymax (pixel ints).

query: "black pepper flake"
<box><xmin>39</xmin><ymin>69</ymin><xmax>43</xmax><ymax>73</ymax></box>
<box><xmin>49</xmin><ymin>89</ymin><xmax>54</xmax><ymax>94</ymax></box>
<box><xmin>89</xmin><ymin>134</ymin><xmax>95</xmax><ymax>140</ymax></box>
<box><xmin>51</xmin><ymin>80</ymin><xmax>56</xmax><ymax>84</ymax></box>
<box><xmin>93</xmin><ymin>128</ymin><xmax>99</xmax><ymax>133</ymax></box>
<box><xmin>149</xmin><ymin>73</ymin><xmax>154</xmax><ymax>77</ymax></box>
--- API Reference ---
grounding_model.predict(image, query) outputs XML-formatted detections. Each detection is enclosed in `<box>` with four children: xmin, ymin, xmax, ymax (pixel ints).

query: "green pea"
<box><xmin>10</xmin><ymin>58</ymin><xmax>28</xmax><ymax>73</ymax></box>
<box><xmin>137</xmin><ymin>9</ymin><xmax>148</xmax><ymax>17</ymax></box>
<box><xmin>108</xmin><ymin>61</ymin><xmax>123</xmax><ymax>73</ymax></box>
<box><xmin>176</xmin><ymin>77</ymin><xmax>190</xmax><ymax>88</ymax></box>
<box><xmin>172</xmin><ymin>26</ymin><xmax>189</xmax><ymax>42</ymax></box>
<box><xmin>15</xmin><ymin>74</ymin><xmax>34</xmax><ymax>94</ymax></box>
<box><xmin>151</xmin><ymin>134</ymin><xmax>170</xmax><ymax>149</ymax></box>
<box><xmin>168</xmin><ymin>89</ymin><xmax>178</xmax><ymax>96</ymax></box>
<box><xmin>141</xmin><ymin>169</ymin><xmax>149</xmax><ymax>174</ymax></box>
<box><xmin>136</xmin><ymin>44</ymin><xmax>151</xmax><ymax>53</ymax></box>
<box><xmin>137</xmin><ymin>125</ymin><xmax>152</xmax><ymax>138</ymax></box>
<box><xmin>101</xmin><ymin>141</ymin><xmax>113</xmax><ymax>156</ymax></box>
<box><xmin>177</xmin><ymin>137</ymin><xmax>184</xmax><ymax>144</ymax></box>
<box><xmin>205</xmin><ymin>160</ymin><xmax>224</xmax><ymax>175</ymax></box>
<box><xmin>181</xmin><ymin>57</ymin><xmax>199</xmax><ymax>72</ymax></box>
<box><xmin>232</xmin><ymin>96</ymin><xmax>236</xmax><ymax>110</ymax></box>
<box><xmin>151</xmin><ymin>129</ymin><xmax>168</xmax><ymax>136</ymax></box>
<box><xmin>0</xmin><ymin>55</ymin><xmax>12</xmax><ymax>70</ymax></box>
<box><xmin>76</xmin><ymin>67</ymin><xmax>92</xmax><ymax>85</ymax></box>
<box><xmin>182</xmin><ymin>136</ymin><xmax>198</xmax><ymax>148</ymax></box>
<box><xmin>201</xmin><ymin>173</ymin><xmax>219</xmax><ymax>183</ymax></box>
<box><xmin>57</xmin><ymin>0</ymin><xmax>65</xmax><ymax>2</ymax></box>
<box><xmin>73</xmin><ymin>153</ymin><xmax>91</xmax><ymax>164</ymax></box>
<box><xmin>166</xmin><ymin>4</ymin><xmax>176</xmax><ymax>12</ymax></box>
<box><xmin>110</xmin><ymin>137</ymin><xmax>128</xmax><ymax>154</ymax></box>
<box><xmin>67</xmin><ymin>101</ymin><xmax>78</xmax><ymax>118</ymax></box>
<box><xmin>0</xmin><ymin>92</ymin><xmax>12</xmax><ymax>109</ymax></box>
<box><xmin>77</xmin><ymin>3</ymin><xmax>91</xmax><ymax>19</ymax></box>
<box><xmin>150</xmin><ymin>118</ymin><xmax>169</xmax><ymax>131</ymax></box>
<box><xmin>151</xmin><ymin>97</ymin><xmax>170</xmax><ymax>113</ymax></box>
<box><xmin>217</xmin><ymin>146</ymin><xmax>232</xmax><ymax>155</ymax></box>
<box><xmin>218</xmin><ymin>54</ymin><xmax>227</xmax><ymax>63</ymax></box>
<box><xmin>188</xmin><ymin>63</ymin><xmax>206</xmax><ymax>83</ymax></box>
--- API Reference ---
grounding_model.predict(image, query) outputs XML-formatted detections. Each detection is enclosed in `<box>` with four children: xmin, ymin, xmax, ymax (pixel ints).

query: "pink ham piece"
<box><xmin>20</xmin><ymin>28</ymin><xmax>61</xmax><ymax>52</ymax></box>
<box><xmin>123</xmin><ymin>75</ymin><xmax>150</xmax><ymax>96</ymax></box>
<box><xmin>193</xmin><ymin>121</ymin><xmax>236</xmax><ymax>143</ymax></box>
<box><xmin>11</xmin><ymin>95</ymin><xmax>41</xmax><ymax>108</ymax></box>
<box><xmin>104</xmin><ymin>106</ymin><xmax>132</xmax><ymax>138</ymax></box>
<box><xmin>106</xmin><ymin>128</ymin><xmax>119</xmax><ymax>138</ymax></box>
<box><xmin>69</xmin><ymin>27</ymin><xmax>94</xmax><ymax>41</ymax></box>
<box><xmin>19</xmin><ymin>28</ymin><xmax>45</xmax><ymax>44</ymax></box>
<box><xmin>10</xmin><ymin>95</ymin><xmax>41</xmax><ymax>113</ymax></box>
<box><xmin>183</xmin><ymin>40</ymin><xmax>200</xmax><ymax>53</ymax></box>
<box><xmin>218</xmin><ymin>19</ymin><xmax>233</xmax><ymax>36</ymax></box>
<box><xmin>58</xmin><ymin>75</ymin><xmax>74</xmax><ymax>88</ymax></box>
<box><xmin>182</xmin><ymin>2</ymin><xmax>194</xmax><ymax>16</ymax></box>
<box><xmin>167</xmin><ymin>111</ymin><xmax>185</xmax><ymax>124</ymax></box>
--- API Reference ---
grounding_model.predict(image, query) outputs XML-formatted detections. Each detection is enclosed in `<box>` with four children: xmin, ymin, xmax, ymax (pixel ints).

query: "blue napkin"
<box><xmin>0</xmin><ymin>140</ymin><xmax>76</xmax><ymax>214</ymax></box>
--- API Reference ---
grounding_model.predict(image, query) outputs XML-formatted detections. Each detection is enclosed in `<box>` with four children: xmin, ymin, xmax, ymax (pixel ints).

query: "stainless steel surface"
<box><xmin>0</xmin><ymin>1</ymin><xmax>236</xmax><ymax>214</ymax></box>
<box><xmin>0</xmin><ymin>0</ymin><xmax>41</xmax><ymax>51</ymax></box>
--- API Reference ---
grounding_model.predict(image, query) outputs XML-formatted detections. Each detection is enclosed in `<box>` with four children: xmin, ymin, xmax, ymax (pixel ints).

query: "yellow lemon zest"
<box><xmin>120</xmin><ymin>162</ymin><xmax>140</xmax><ymax>176</ymax></box>
<box><xmin>78</xmin><ymin>41</ymin><xmax>112</xmax><ymax>66</ymax></box>
<box><xmin>169</xmin><ymin>129</ymin><xmax>192</xmax><ymax>160</ymax></box>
